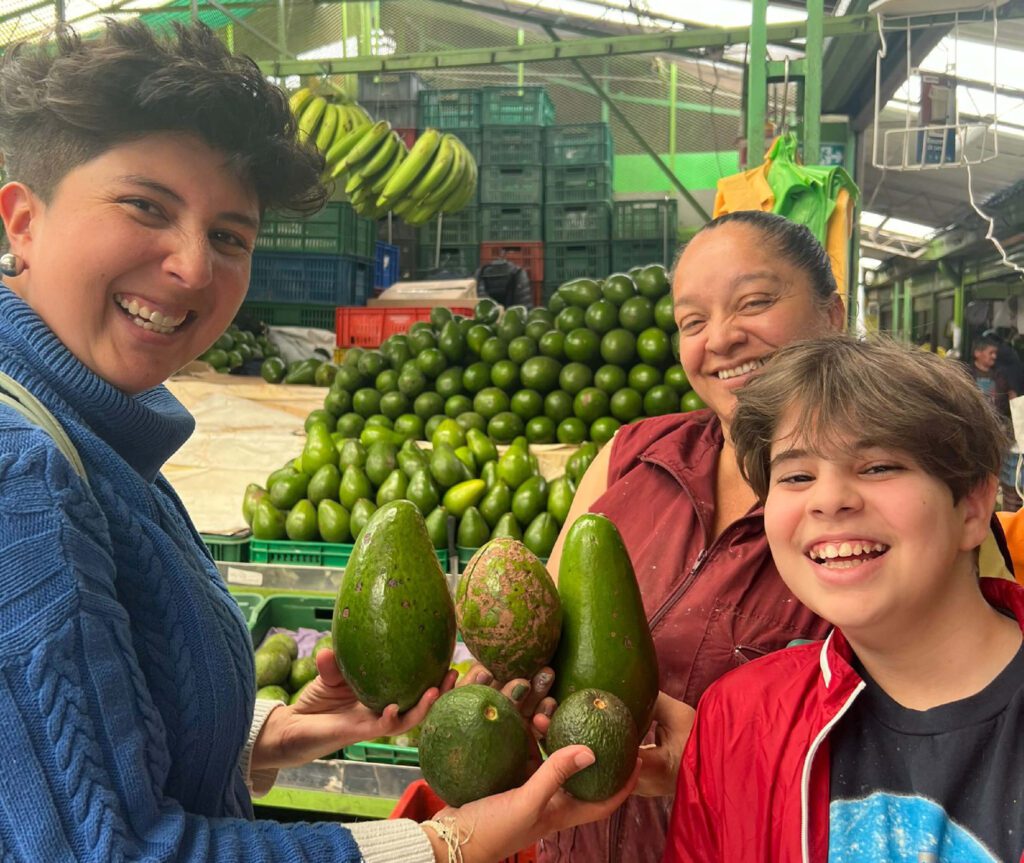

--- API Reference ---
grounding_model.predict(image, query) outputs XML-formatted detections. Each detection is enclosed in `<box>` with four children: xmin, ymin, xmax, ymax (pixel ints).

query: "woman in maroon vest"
<box><xmin>538</xmin><ymin>210</ymin><xmax>844</xmax><ymax>863</ymax></box>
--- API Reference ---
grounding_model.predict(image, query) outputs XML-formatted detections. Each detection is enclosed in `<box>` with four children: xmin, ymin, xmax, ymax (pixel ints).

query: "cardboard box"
<box><xmin>368</xmin><ymin>278</ymin><xmax>478</xmax><ymax>308</ymax></box>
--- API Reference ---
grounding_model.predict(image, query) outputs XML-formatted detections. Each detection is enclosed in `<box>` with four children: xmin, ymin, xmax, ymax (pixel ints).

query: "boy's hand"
<box><xmin>250</xmin><ymin>648</ymin><xmax>457</xmax><ymax>770</ymax></box>
<box><xmin>634</xmin><ymin>692</ymin><xmax>696</xmax><ymax>797</ymax></box>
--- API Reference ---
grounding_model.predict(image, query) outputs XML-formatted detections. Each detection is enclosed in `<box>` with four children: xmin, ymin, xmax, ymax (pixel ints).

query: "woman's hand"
<box><xmin>457</xmin><ymin>661</ymin><xmax>557</xmax><ymax>734</ymax></box>
<box><xmin>421</xmin><ymin>745</ymin><xmax>640</xmax><ymax>863</ymax></box>
<box><xmin>634</xmin><ymin>692</ymin><xmax>696</xmax><ymax>797</ymax></box>
<box><xmin>250</xmin><ymin>648</ymin><xmax>457</xmax><ymax>771</ymax></box>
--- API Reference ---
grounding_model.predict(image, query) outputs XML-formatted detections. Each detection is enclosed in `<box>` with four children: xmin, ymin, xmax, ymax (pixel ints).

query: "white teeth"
<box><xmin>128</xmin><ymin>299</ymin><xmax>139</xmax><ymax>316</ymax></box>
<box><xmin>115</xmin><ymin>294</ymin><xmax>187</xmax><ymax>333</ymax></box>
<box><xmin>809</xmin><ymin>541</ymin><xmax>890</xmax><ymax>562</ymax></box>
<box><xmin>717</xmin><ymin>358</ymin><xmax>767</xmax><ymax>380</ymax></box>
<box><xmin>838</xmin><ymin>542</ymin><xmax>852</xmax><ymax>557</ymax></box>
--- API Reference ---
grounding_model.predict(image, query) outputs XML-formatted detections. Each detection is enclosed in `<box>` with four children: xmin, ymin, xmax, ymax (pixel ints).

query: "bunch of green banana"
<box><xmin>288</xmin><ymin>87</ymin><xmax>373</xmax><ymax>178</ymax></box>
<box><xmin>376</xmin><ymin>129</ymin><xmax>479</xmax><ymax>226</ymax></box>
<box><xmin>326</xmin><ymin>119</ymin><xmax>411</xmax><ymax>219</ymax></box>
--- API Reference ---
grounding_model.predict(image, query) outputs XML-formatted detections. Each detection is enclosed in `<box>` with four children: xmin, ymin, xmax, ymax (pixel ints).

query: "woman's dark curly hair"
<box><xmin>0</xmin><ymin>19</ymin><xmax>325</xmax><ymax>215</ymax></box>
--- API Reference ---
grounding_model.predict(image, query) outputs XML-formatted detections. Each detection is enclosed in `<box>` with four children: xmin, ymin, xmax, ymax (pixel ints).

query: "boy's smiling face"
<box><xmin>763</xmin><ymin>413</ymin><xmax>994</xmax><ymax>643</ymax></box>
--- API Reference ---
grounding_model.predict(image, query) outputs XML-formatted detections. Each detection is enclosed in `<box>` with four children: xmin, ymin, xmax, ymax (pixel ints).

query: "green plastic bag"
<box><xmin>765</xmin><ymin>133</ymin><xmax>859</xmax><ymax>245</ymax></box>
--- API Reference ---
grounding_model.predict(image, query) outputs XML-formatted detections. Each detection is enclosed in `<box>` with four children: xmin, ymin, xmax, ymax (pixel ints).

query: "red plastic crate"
<box><xmin>394</xmin><ymin>127</ymin><xmax>417</xmax><ymax>151</ymax></box>
<box><xmin>480</xmin><ymin>241</ymin><xmax>545</xmax><ymax>284</ymax></box>
<box><xmin>335</xmin><ymin>306</ymin><xmax>473</xmax><ymax>348</ymax></box>
<box><xmin>390</xmin><ymin>780</ymin><xmax>537</xmax><ymax>862</ymax></box>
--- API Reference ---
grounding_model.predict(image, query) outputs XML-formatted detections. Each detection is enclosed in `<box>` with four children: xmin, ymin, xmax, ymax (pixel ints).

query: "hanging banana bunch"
<box><xmin>377</xmin><ymin>129</ymin><xmax>478</xmax><ymax>226</ymax></box>
<box><xmin>288</xmin><ymin>87</ymin><xmax>478</xmax><ymax>222</ymax></box>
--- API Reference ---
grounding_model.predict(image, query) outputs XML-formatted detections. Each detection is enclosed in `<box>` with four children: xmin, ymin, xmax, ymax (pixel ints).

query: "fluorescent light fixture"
<box><xmin>881</xmin><ymin>216</ymin><xmax>936</xmax><ymax>239</ymax></box>
<box><xmin>860</xmin><ymin>257</ymin><xmax>885</xmax><ymax>270</ymax></box>
<box><xmin>860</xmin><ymin>211</ymin><xmax>887</xmax><ymax>228</ymax></box>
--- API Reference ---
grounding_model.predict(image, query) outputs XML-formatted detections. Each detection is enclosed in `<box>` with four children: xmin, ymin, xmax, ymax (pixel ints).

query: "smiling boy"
<box><xmin>663</xmin><ymin>335</ymin><xmax>1024</xmax><ymax>863</ymax></box>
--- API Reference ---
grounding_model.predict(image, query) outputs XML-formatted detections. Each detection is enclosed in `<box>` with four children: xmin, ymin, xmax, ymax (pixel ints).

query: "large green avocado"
<box><xmin>455</xmin><ymin>538</ymin><xmax>561</xmax><ymax>682</ymax></box>
<box><xmin>332</xmin><ymin>500</ymin><xmax>456</xmax><ymax>713</ymax></box>
<box><xmin>419</xmin><ymin>685</ymin><xmax>531</xmax><ymax>806</ymax></box>
<box><xmin>551</xmin><ymin>513</ymin><xmax>659</xmax><ymax>734</ymax></box>
<box><xmin>545</xmin><ymin>688</ymin><xmax>639</xmax><ymax>802</ymax></box>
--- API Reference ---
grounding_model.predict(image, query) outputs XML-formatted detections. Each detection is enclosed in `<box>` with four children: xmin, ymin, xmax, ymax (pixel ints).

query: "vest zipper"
<box><xmin>648</xmin><ymin>548</ymin><xmax>708</xmax><ymax>633</ymax></box>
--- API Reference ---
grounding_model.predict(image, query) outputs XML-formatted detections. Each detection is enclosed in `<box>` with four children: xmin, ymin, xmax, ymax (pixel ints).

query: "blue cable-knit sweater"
<box><xmin>0</xmin><ymin>286</ymin><xmax>365</xmax><ymax>861</ymax></box>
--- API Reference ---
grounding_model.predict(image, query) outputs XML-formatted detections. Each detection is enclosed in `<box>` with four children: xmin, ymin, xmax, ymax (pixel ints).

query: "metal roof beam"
<box><xmin>256</xmin><ymin>13</ymin><xmax>877</xmax><ymax>76</ymax></box>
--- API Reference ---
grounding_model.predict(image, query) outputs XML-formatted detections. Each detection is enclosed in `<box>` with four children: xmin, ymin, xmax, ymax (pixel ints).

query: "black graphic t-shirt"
<box><xmin>828</xmin><ymin>642</ymin><xmax>1024</xmax><ymax>863</ymax></box>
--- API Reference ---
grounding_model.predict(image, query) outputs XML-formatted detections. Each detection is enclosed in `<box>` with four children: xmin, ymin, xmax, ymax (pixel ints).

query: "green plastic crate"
<box><xmin>256</xmin><ymin>203</ymin><xmax>375</xmax><ymax>257</ymax></box>
<box><xmin>416</xmin><ymin>244</ymin><xmax>480</xmax><ymax>277</ymax></box>
<box><xmin>613</xmin><ymin>199</ymin><xmax>679</xmax><ymax>240</ymax></box>
<box><xmin>344</xmin><ymin>741</ymin><xmax>420</xmax><ymax>766</ymax></box>
<box><xmin>480</xmin><ymin>205</ymin><xmax>544</xmax><ymax>242</ymax></box>
<box><xmin>202</xmin><ymin>533</ymin><xmax>251</xmax><ymax>563</ymax></box>
<box><xmin>479</xmin><ymin>165</ymin><xmax>544</xmax><ymax>205</ymax></box>
<box><xmin>418</xmin><ymin>89</ymin><xmax>482</xmax><ymax>128</ymax></box>
<box><xmin>544</xmin><ymin>202</ymin><xmax>612</xmax><ymax>243</ymax></box>
<box><xmin>481</xmin><ymin>126</ymin><xmax>544</xmax><ymax>165</ymax></box>
<box><xmin>482</xmin><ymin>86</ymin><xmax>555</xmax><ymax>126</ymax></box>
<box><xmin>250</xmin><ymin>539</ymin><xmax>449</xmax><ymax>571</ymax></box>
<box><xmin>419</xmin><ymin>206</ymin><xmax>481</xmax><ymax>246</ymax></box>
<box><xmin>250</xmin><ymin>593</ymin><xmax>334</xmax><ymax>647</ymax></box>
<box><xmin>545</xmin><ymin>165</ymin><xmax>613</xmax><ymax>205</ymax></box>
<box><xmin>544</xmin><ymin>242</ymin><xmax>610</xmax><ymax>286</ymax></box>
<box><xmin>611</xmin><ymin>238</ymin><xmax>675</xmax><ymax>271</ymax></box>
<box><xmin>239</xmin><ymin>302</ymin><xmax>338</xmax><ymax>330</ymax></box>
<box><xmin>544</xmin><ymin>123</ymin><xmax>614</xmax><ymax>166</ymax></box>
<box><xmin>227</xmin><ymin>591</ymin><xmax>265</xmax><ymax>629</ymax></box>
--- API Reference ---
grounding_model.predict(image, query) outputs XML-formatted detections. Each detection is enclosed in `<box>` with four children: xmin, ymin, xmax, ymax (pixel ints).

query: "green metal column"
<box><xmin>902</xmin><ymin>281</ymin><xmax>913</xmax><ymax>338</ymax></box>
<box><xmin>277</xmin><ymin>0</ymin><xmax>288</xmax><ymax>60</ymax></box>
<box><xmin>803</xmin><ymin>0</ymin><xmax>823</xmax><ymax>163</ymax></box>
<box><xmin>518</xmin><ymin>29</ymin><xmax>525</xmax><ymax>89</ymax></box>
<box><xmin>669</xmin><ymin>62</ymin><xmax>678</xmax><ymax>173</ymax></box>
<box><xmin>746</xmin><ymin>0</ymin><xmax>768</xmax><ymax>168</ymax></box>
<box><xmin>954</xmin><ymin>270</ymin><xmax>966</xmax><ymax>355</ymax></box>
<box><xmin>892</xmin><ymin>283</ymin><xmax>901</xmax><ymax>336</ymax></box>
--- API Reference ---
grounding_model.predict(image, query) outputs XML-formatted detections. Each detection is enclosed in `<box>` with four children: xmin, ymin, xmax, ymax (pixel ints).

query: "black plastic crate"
<box><xmin>419</xmin><ymin>206</ymin><xmax>481</xmax><ymax>246</ymax></box>
<box><xmin>544</xmin><ymin>202</ymin><xmax>612</xmax><ymax>243</ymax></box>
<box><xmin>367</xmin><ymin>99</ymin><xmax>418</xmax><ymax>130</ymax></box>
<box><xmin>247</xmin><ymin>253</ymin><xmax>372</xmax><ymax>306</ymax></box>
<box><xmin>479</xmin><ymin>165</ymin><xmax>544</xmax><ymax>205</ymax></box>
<box><xmin>544</xmin><ymin>123</ymin><xmax>614</xmax><ymax>166</ymax></box>
<box><xmin>482</xmin><ymin>86</ymin><xmax>555</xmax><ymax>126</ymax></box>
<box><xmin>611</xmin><ymin>238</ymin><xmax>675</xmax><ymax>271</ymax></box>
<box><xmin>614</xmin><ymin>199</ymin><xmax>679</xmax><ymax>240</ymax></box>
<box><xmin>481</xmin><ymin>126</ymin><xmax>544</xmax><ymax>165</ymax></box>
<box><xmin>257</xmin><ymin>202</ymin><xmax>375</xmax><ymax>257</ymax></box>
<box><xmin>545</xmin><ymin>164</ymin><xmax>613</xmax><ymax>204</ymax></box>
<box><xmin>419</xmin><ymin>89</ymin><xmax>482</xmax><ymax>129</ymax></box>
<box><xmin>358</xmin><ymin>72</ymin><xmax>424</xmax><ymax>103</ymax></box>
<box><xmin>416</xmin><ymin>243</ymin><xmax>481</xmax><ymax>278</ymax></box>
<box><xmin>544</xmin><ymin>242</ymin><xmax>610</xmax><ymax>286</ymax></box>
<box><xmin>239</xmin><ymin>302</ymin><xmax>338</xmax><ymax>330</ymax></box>
<box><xmin>480</xmin><ymin>205</ymin><xmax>544</xmax><ymax>241</ymax></box>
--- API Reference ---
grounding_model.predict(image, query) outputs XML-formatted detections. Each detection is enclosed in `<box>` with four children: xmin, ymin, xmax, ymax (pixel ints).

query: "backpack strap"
<box><xmin>0</xmin><ymin>370</ymin><xmax>88</xmax><ymax>483</ymax></box>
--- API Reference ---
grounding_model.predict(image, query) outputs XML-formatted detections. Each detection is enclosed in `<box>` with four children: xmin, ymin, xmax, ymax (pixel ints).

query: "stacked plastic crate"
<box><xmin>612</xmin><ymin>199</ymin><xmax>679</xmax><ymax>271</ymax></box>
<box><xmin>542</xmin><ymin>122</ymin><xmax>614</xmax><ymax>299</ymax></box>
<box><xmin>415</xmin><ymin>88</ymin><xmax>484</xmax><ymax>278</ymax></box>
<box><xmin>242</xmin><ymin>202</ymin><xmax>376</xmax><ymax>329</ymax></box>
<box><xmin>476</xmin><ymin>86</ymin><xmax>554</xmax><ymax>305</ymax></box>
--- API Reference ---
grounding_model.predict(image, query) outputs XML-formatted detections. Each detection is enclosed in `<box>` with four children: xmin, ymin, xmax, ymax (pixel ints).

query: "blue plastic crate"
<box><xmin>247</xmin><ymin>253</ymin><xmax>371</xmax><ymax>306</ymax></box>
<box><xmin>375</xmin><ymin>242</ymin><xmax>400</xmax><ymax>289</ymax></box>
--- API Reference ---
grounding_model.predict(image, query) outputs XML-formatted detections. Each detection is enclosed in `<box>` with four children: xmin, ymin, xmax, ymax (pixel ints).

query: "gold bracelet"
<box><xmin>422</xmin><ymin>816</ymin><xmax>472</xmax><ymax>863</ymax></box>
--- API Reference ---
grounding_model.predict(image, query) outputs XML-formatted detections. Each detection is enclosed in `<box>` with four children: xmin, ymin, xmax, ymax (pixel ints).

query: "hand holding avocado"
<box><xmin>249</xmin><ymin>647</ymin><xmax>457</xmax><ymax>772</ymax></box>
<box><xmin>419</xmin><ymin>744</ymin><xmax>640</xmax><ymax>863</ymax></box>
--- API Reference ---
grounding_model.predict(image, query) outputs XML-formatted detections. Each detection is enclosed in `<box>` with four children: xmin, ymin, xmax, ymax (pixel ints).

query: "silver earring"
<box><xmin>0</xmin><ymin>253</ymin><xmax>24</xmax><ymax>277</ymax></box>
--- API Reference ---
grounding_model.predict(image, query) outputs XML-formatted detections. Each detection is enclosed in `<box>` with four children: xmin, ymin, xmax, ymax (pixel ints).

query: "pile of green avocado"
<box><xmin>242</xmin><ymin>417</ymin><xmax>598</xmax><ymax>558</ymax></box>
<box><xmin>330</xmin><ymin>500</ymin><xmax>658</xmax><ymax>805</ymax></box>
<box><xmin>297</xmin><ymin>264</ymin><xmax>703</xmax><ymax>451</ymax></box>
<box><xmin>253</xmin><ymin>630</ymin><xmax>329</xmax><ymax>705</ymax></box>
<box><xmin>198</xmin><ymin>324</ymin><xmax>280</xmax><ymax>374</ymax></box>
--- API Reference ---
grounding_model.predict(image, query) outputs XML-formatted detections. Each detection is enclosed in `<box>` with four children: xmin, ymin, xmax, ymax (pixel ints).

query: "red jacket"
<box><xmin>663</xmin><ymin>577</ymin><xmax>1024</xmax><ymax>863</ymax></box>
<box><xmin>539</xmin><ymin>412</ymin><xmax>829</xmax><ymax>863</ymax></box>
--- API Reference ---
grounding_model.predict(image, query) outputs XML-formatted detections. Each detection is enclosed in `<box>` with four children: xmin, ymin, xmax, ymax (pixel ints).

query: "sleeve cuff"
<box><xmin>348</xmin><ymin>819</ymin><xmax>436</xmax><ymax>863</ymax></box>
<box><xmin>241</xmin><ymin>698</ymin><xmax>283</xmax><ymax>797</ymax></box>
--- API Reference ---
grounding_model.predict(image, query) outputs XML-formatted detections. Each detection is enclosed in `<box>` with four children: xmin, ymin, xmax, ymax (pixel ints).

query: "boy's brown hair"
<box><xmin>731</xmin><ymin>335</ymin><xmax>1009</xmax><ymax>503</ymax></box>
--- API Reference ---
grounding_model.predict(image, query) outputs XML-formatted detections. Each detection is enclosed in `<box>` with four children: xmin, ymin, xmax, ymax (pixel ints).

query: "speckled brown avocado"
<box><xmin>455</xmin><ymin>537</ymin><xmax>562</xmax><ymax>682</ymax></box>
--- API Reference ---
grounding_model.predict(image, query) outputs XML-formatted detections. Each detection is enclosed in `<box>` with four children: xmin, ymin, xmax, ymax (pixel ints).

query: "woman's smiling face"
<box><xmin>672</xmin><ymin>222</ymin><xmax>844</xmax><ymax>429</ymax></box>
<box><xmin>1</xmin><ymin>132</ymin><xmax>260</xmax><ymax>394</ymax></box>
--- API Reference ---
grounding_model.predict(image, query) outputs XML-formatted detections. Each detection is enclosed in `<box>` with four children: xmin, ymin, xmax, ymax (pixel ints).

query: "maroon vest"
<box><xmin>538</xmin><ymin>411</ymin><xmax>829</xmax><ymax>863</ymax></box>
